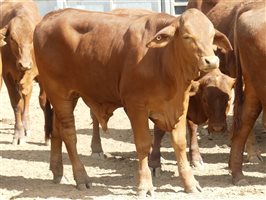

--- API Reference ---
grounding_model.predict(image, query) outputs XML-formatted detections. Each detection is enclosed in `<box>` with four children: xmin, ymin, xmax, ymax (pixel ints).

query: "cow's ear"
<box><xmin>0</xmin><ymin>26</ymin><xmax>8</xmax><ymax>47</ymax></box>
<box><xmin>189</xmin><ymin>80</ymin><xmax>200</xmax><ymax>96</ymax></box>
<box><xmin>228</xmin><ymin>76</ymin><xmax>236</xmax><ymax>89</ymax></box>
<box><xmin>146</xmin><ymin>24</ymin><xmax>177</xmax><ymax>48</ymax></box>
<box><xmin>214</xmin><ymin>29</ymin><xmax>233</xmax><ymax>53</ymax></box>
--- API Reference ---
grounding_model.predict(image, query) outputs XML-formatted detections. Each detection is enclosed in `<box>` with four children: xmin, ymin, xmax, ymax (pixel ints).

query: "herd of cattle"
<box><xmin>0</xmin><ymin>0</ymin><xmax>265</xmax><ymax>198</ymax></box>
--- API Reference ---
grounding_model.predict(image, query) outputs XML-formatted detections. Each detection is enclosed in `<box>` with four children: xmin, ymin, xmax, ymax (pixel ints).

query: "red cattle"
<box><xmin>229</xmin><ymin>1</ymin><xmax>266</xmax><ymax>185</ymax></box>
<box><xmin>187</xmin><ymin>0</ymin><xmax>263</xmax><ymax>163</ymax></box>
<box><xmin>34</xmin><ymin>8</ymin><xmax>231</xmax><ymax>195</ymax></box>
<box><xmin>0</xmin><ymin>0</ymin><xmax>50</xmax><ymax>145</ymax></box>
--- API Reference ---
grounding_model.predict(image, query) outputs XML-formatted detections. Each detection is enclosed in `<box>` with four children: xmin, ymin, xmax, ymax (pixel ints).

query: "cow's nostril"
<box><xmin>205</xmin><ymin>58</ymin><xmax>211</xmax><ymax>65</ymax></box>
<box><xmin>18</xmin><ymin>62</ymin><xmax>31</xmax><ymax>71</ymax></box>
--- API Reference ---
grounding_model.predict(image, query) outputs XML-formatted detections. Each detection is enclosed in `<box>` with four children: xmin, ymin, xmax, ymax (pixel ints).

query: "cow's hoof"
<box><xmin>137</xmin><ymin>188</ymin><xmax>155</xmax><ymax>199</ymax></box>
<box><xmin>45</xmin><ymin>138</ymin><xmax>50</xmax><ymax>146</ymax></box>
<box><xmin>25</xmin><ymin>130</ymin><xmax>32</xmax><ymax>137</ymax></box>
<box><xmin>53</xmin><ymin>176</ymin><xmax>63</xmax><ymax>184</ymax></box>
<box><xmin>184</xmin><ymin>182</ymin><xmax>202</xmax><ymax>193</ymax></box>
<box><xmin>12</xmin><ymin>137</ymin><xmax>26</xmax><ymax>145</ymax></box>
<box><xmin>76</xmin><ymin>182</ymin><xmax>91</xmax><ymax>190</ymax></box>
<box><xmin>247</xmin><ymin>154</ymin><xmax>263</xmax><ymax>163</ymax></box>
<box><xmin>91</xmin><ymin>152</ymin><xmax>105</xmax><ymax>159</ymax></box>
<box><xmin>232</xmin><ymin>176</ymin><xmax>248</xmax><ymax>186</ymax></box>
<box><xmin>150</xmin><ymin>167</ymin><xmax>161</xmax><ymax>177</ymax></box>
<box><xmin>19</xmin><ymin>138</ymin><xmax>27</xmax><ymax>145</ymax></box>
<box><xmin>191</xmin><ymin>160</ymin><xmax>205</xmax><ymax>170</ymax></box>
<box><xmin>12</xmin><ymin>138</ymin><xmax>19</xmax><ymax>145</ymax></box>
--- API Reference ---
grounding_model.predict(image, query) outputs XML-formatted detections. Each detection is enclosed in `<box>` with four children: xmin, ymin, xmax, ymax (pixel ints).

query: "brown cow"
<box><xmin>229</xmin><ymin>1</ymin><xmax>266</xmax><ymax>185</ymax></box>
<box><xmin>187</xmin><ymin>0</ymin><xmax>263</xmax><ymax>163</ymax></box>
<box><xmin>0</xmin><ymin>0</ymin><xmax>50</xmax><ymax>145</ymax></box>
<box><xmin>34</xmin><ymin>8</ymin><xmax>232</xmax><ymax>195</ymax></box>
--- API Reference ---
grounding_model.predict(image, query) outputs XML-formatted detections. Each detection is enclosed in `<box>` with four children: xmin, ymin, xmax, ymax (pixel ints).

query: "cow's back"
<box><xmin>34</xmin><ymin>9</ymin><xmax>175</xmax><ymax>104</ymax></box>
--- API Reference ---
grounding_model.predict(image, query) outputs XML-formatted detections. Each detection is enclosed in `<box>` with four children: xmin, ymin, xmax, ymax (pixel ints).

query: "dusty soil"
<box><xmin>0</xmin><ymin>82</ymin><xmax>265</xmax><ymax>200</ymax></box>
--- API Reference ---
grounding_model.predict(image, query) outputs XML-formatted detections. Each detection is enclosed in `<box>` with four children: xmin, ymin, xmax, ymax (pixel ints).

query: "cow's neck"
<box><xmin>161</xmin><ymin>42</ymin><xmax>200</xmax><ymax>93</ymax></box>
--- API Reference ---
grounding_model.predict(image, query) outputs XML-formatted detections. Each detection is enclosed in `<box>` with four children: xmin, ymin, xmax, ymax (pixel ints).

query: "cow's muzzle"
<box><xmin>200</xmin><ymin>56</ymin><xmax>219</xmax><ymax>72</ymax></box>
<box><xmin>18</xmin><ymin>61</ymin><xmax>32</xmax><ymax>71</ymax></box>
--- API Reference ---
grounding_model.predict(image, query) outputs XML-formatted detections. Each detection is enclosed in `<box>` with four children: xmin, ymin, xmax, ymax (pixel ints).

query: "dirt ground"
<box><xmin>0</xmin><ymin>82</ymin><xmax>265</xmax><ymax>200</ymax></box>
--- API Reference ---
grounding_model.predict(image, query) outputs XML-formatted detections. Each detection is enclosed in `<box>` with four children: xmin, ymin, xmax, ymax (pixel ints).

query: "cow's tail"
<box><xmin>232</xmin><ymin>4</ymin><xmax>245</xmax><ymax>133</ymax></box>
<box><xmin>44</xmin><ymin>98</ymin><xmax>53</xmax><ymax>145</ymax></box>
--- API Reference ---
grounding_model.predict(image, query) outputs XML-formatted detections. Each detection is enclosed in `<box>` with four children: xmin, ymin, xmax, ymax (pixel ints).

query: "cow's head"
<box><xmin>199</xmin><ymin>70</ymin><xmax>235</xmax><ymax>133</ymax></box>
<box><xmin>146</xmin><ymin>9</ymin><xmax>232</xmax><ymax>74</ymax></box>
<box><xmin>1</xmin><ymin>16</ymin><xmax>35</xmax><ymax>71</ymax></box>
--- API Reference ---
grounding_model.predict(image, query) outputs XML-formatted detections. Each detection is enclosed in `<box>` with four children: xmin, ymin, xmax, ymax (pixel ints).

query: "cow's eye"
<box><xmin>183</xmin><ymin>35</ymin><xmax>192</xmax><ymax>40</ymax></box>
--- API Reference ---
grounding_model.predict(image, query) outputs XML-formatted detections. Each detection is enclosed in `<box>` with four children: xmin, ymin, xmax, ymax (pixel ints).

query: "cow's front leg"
<box><xmin>171</xmin><ymin>114</ymin><xmax>201</xmax><ymax>193</ymax></box>
<box><xmin>126</xmin><ymin>106</ymin><xmax>154</xmax><ymax>198</ymax></box>
<box><xmin>22</xmin><ymin>86</ymin><xmax>33</xmax><ymax>137</ymax></box>
<box><xmin>4</xmin><ymin>76</ymin><xmax>25</xmax><ymax>145</ymax></box>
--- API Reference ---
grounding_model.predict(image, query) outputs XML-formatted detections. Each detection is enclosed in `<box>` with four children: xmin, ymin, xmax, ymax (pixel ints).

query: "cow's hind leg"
<box><xmin>245</xmin><ymin>130</ymin><xmax>263</xmax><ymax>163</ymax></box>
<box><xmin>229</xmin><ymin>90</ymin><xmax>261</xmax><ymax>185</ymax></box>
<box><xmin>53</xmin><ymin>98</ymin><xmax>91</xmax><ymax>190</ymax></box>
<box><xmin>50</xmin><ymin>113</ymin><xmax>64</xmax><ymax>184</ymax></box>
<box><xmin>187</xmin><ymin>120</ymin><xmax>204</xmax><ymax>169</ymax></box>
<box><xmin>149</xmin><ymin>125</ymin><xmax>165</xmax><ymax>177</ymax></box>
<box><xmin>38</xmin><ymin>83</ymin><xmax>53</xmax><ymax>146</ymax></box>
<box><xmin>90</xmin><ymin>110</ymin><xmax>104</xmax><ymax>159</ymax></box>
<box><xmin>4</xmin><ymin>75</ymin><xmax>25</xmax><ymax>145</ymax></box>
<box><xmin>126</xmin><ymin>105</ymin><xmax>154</xmax><ymax>198</ymax></box>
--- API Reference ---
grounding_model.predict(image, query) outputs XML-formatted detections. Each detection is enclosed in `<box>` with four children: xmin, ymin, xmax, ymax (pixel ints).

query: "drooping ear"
<box><xmin>146</xmin><ymin>23</ymin><xmax>178</xmax><ymax>48</ymax></box>
<box><xmin>227</xmin><ymin>76</ymin><xmax>236</xmax><ymax>89</ymax></box>
<box><xmin>189</xmin><ymin>80</ymin><xmax>200</xmax><ymax>96</ymax></box>
<box><xmin>0</xmin><ymin>26</ymin><xmax>8</xmax><ymax>47</ymax></box>
<box><xmin>214</xmin><ymin>29</ymin><xmax>233</xmax><ymax>53</ymax></box>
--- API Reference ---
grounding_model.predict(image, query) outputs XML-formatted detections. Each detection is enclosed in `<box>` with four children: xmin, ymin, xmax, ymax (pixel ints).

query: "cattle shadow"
<box><xmin>0</xmin><ymin>175</ymin><xmax>136</xmax><ymax>199</ymax></box>
<box><xmin>0</xmin><ymin>149</ymin><xmax>139</xmax><ymax>179</ymax></box>
<box><xmin>1</xmin><ymin>149</ymin><xmax>265</xmax><ymax>200</ymax></box>
<box><xmin>77</xmin><ymin>128</ymin><xmax>135</xmax><ymax>145</ymax></box>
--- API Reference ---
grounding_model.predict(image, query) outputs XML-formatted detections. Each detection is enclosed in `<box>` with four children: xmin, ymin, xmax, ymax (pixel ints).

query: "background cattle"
<box><xmin>187</xmin><ymin>0</ymin><xmax>263</xmax><ymax>161</ymax></box>
<box><xmin>188</xmin><ymin>0</ymin><xmax>266</xmax><ymax>184</ymax></box>
<box><xmin>229</xmin><ymin>1</ymin><xmax>266</xmax><ymax>185</ymax></box>
<box><xmin>0</xmin><ymin>0</ymin><xmax>50</xmax><ymax>145</ymax></box>
<box><xmin>34</xmin><ymin>8</ymin><xmax>231</xmax><ymax>196</ymax></box>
